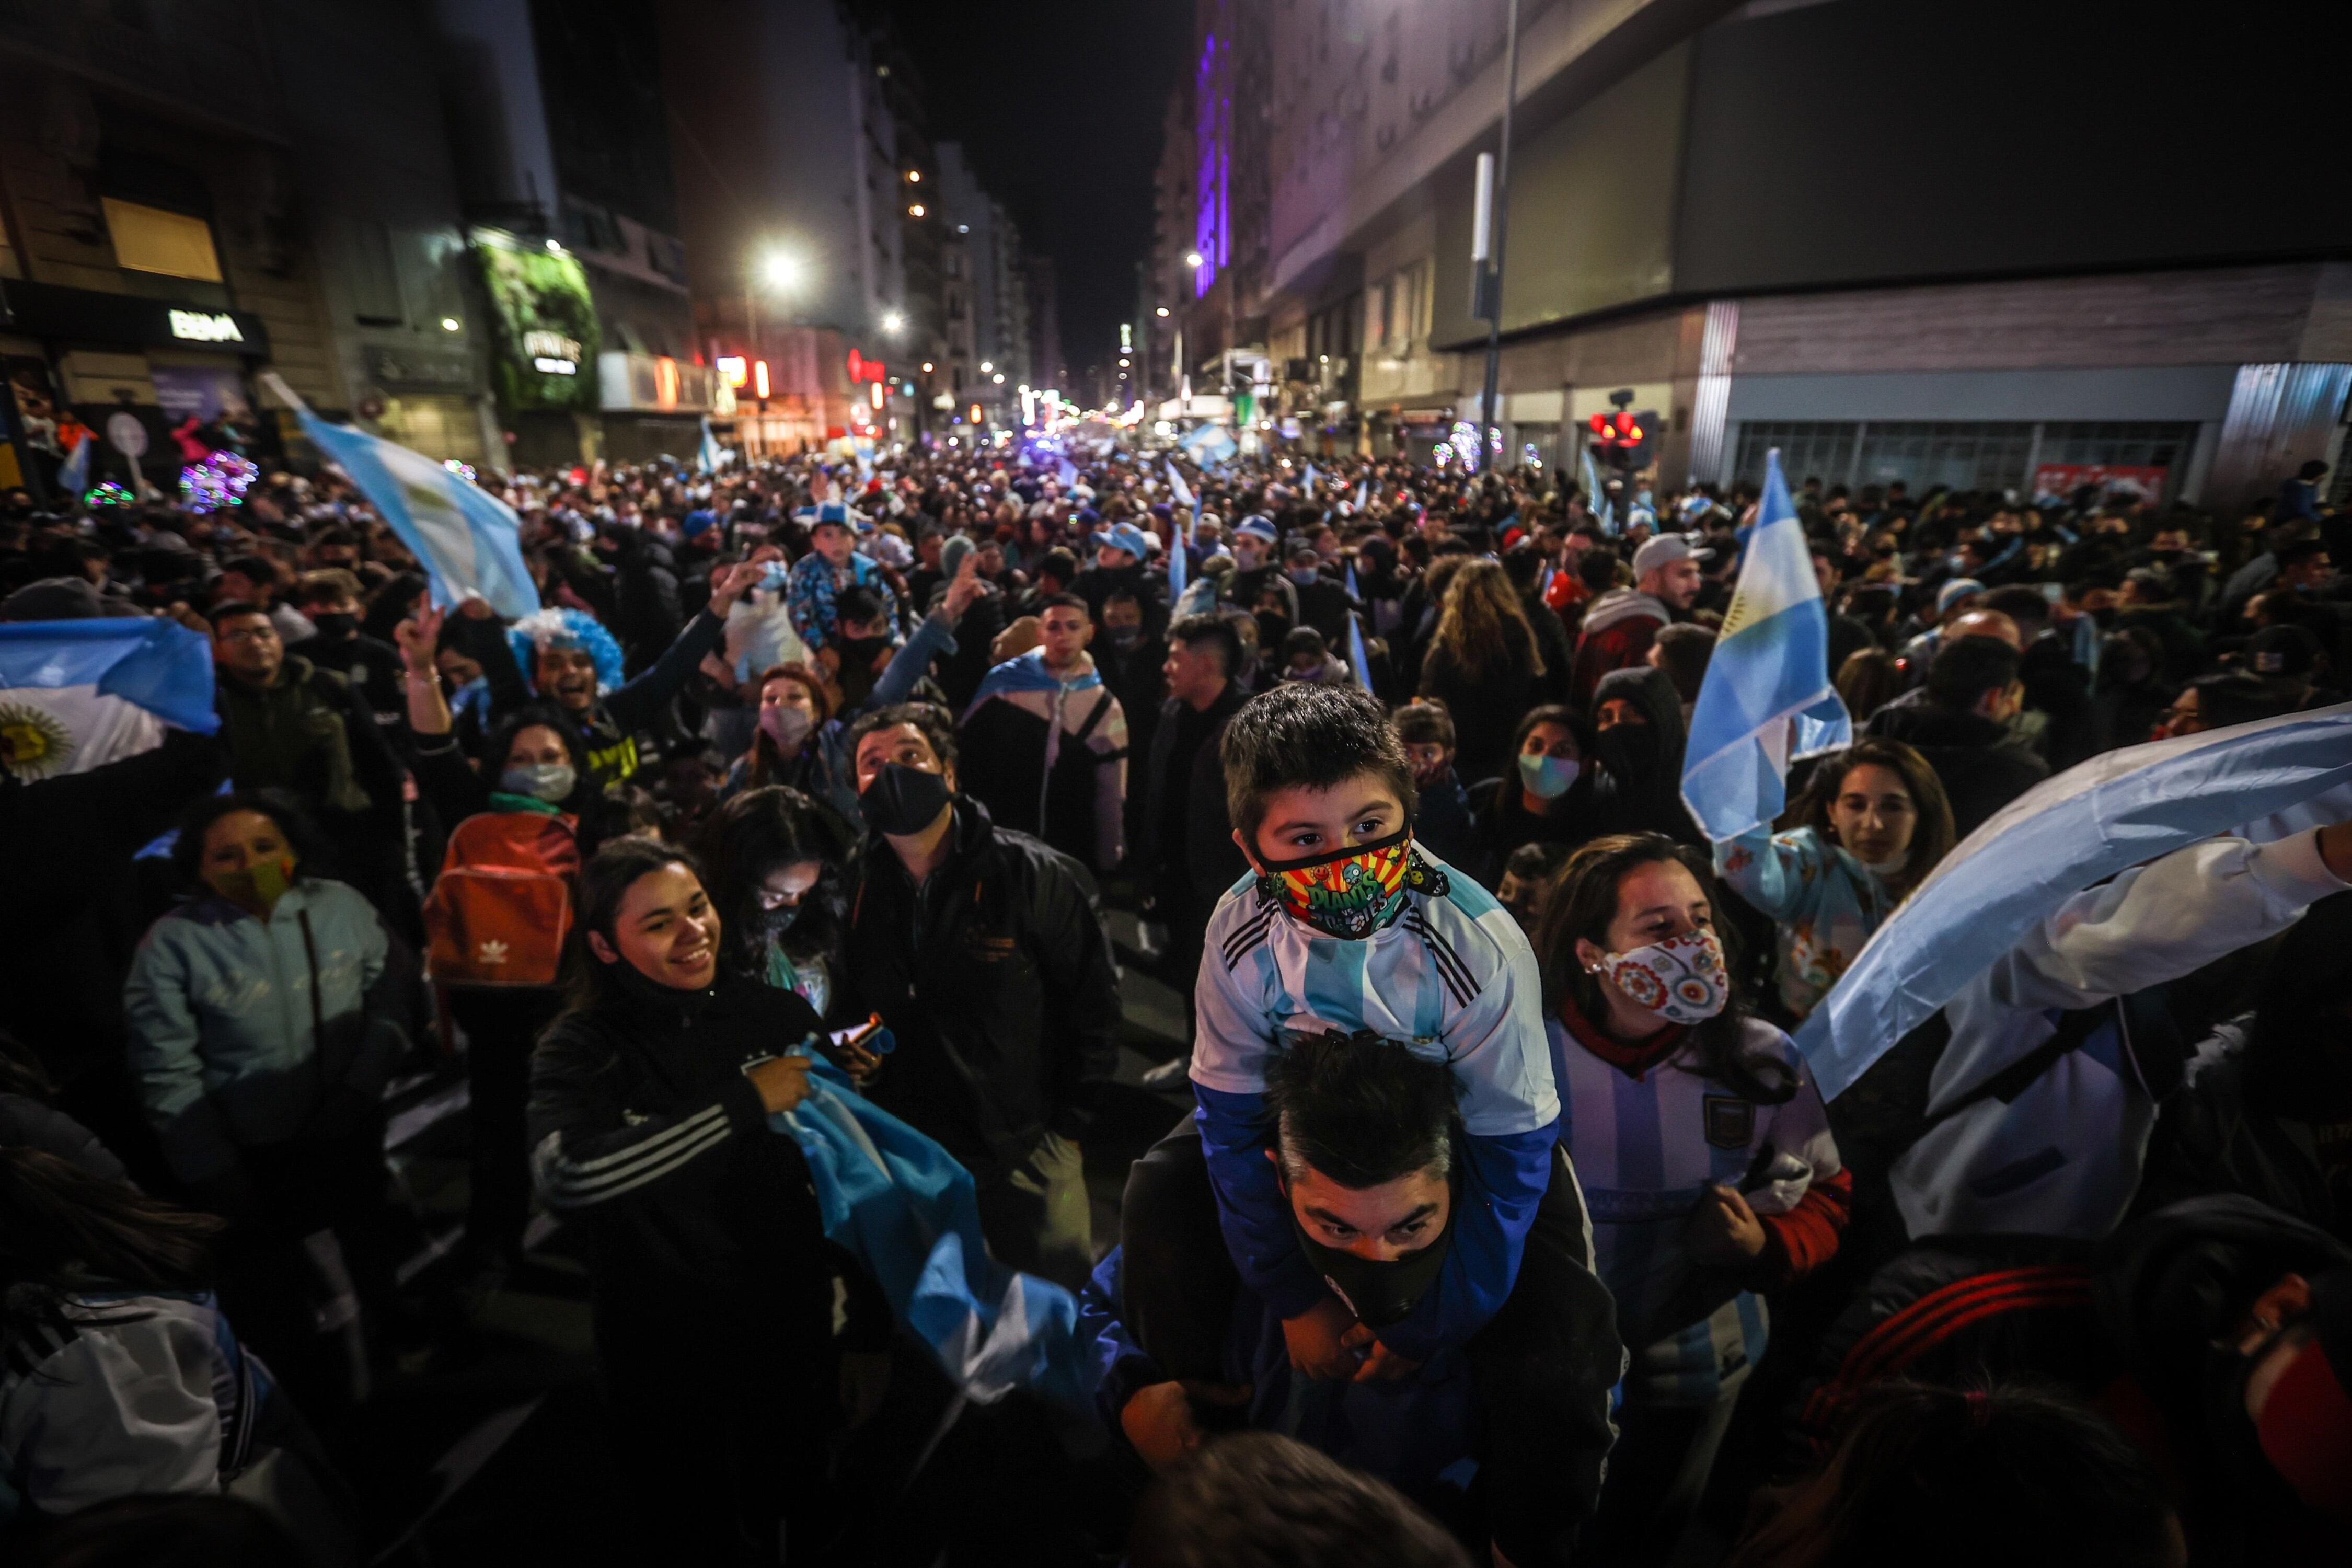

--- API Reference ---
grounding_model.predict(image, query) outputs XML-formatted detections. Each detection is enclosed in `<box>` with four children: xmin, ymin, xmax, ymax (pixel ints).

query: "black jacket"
<box><xmin>843</xmin><ymin>798</ymin><xmax>1121</xmax><ymax>1176</ymax></box>
<box><xmin>1865</xmin><ymin>697</ymin><xmax>2050</xmax><ymax>839</ymax></box>
<box><xmin>1140</xmin><ymin>681</ymin><xmax>1244</xmax><ymax>912</ymax></box>
<box><xmin>528</xmin><ymin>972</ymin><xmax>882</xmax><ymax>1343</ymax></box>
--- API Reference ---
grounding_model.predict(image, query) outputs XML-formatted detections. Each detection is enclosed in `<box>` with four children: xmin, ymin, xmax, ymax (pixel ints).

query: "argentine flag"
<box><xmin>1680</xmin><ymin>451</ymin><xmax>1851</xmax><ymax>844</ymax></box>
<box><xmin>263</xmin><ymin>374</ymin><xmax>540</xmax><ymax>620</ymax></box>
<box><xmin>0</xmin><ymin>618</ymin><xmax>217</xmax><ymax>781</ymax></box>
<box><xmin>696</xmin><ymin>415</ymin><xmax>724</xmax><ymax>475</ymax></box>
<box><xmin>1798</xmin><ymin>701</ymin><xmax>2352</xmax><ymax>1102</ymax></box>
<box><xmin>777</xmin><ymin>1050</ymin><xmax>1090</xmax><ymax>1415</ymax></box>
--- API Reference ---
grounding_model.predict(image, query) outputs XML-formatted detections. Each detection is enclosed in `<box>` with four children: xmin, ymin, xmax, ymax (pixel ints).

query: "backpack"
<box><xmin>423</xmin><ymin>811</ymin><xmax>580</xmax><ymax>986</ymax></box>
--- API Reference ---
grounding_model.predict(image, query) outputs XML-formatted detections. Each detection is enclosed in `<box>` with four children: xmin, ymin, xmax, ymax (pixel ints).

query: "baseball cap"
<box><xmin>1631</xmin><ymin>533</ymin><xmax>1713</xmax><ymax>577</ymax></box>
<box><xmin>1936</xmin><ymin>577</ymin><xmax>1987</xmax><ymax>616</ymax></box>
<box><xmin>1092</xmin><ymin>521</ymin><xmax>1152</xmax><ymax>560</ymax></box>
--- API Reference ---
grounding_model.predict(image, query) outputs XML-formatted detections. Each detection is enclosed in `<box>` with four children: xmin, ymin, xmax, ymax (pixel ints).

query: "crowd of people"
<box><xmin>0</xmin><ymin>433</ymin><xmax>2346</xmax><ymax>1566</ymax></box>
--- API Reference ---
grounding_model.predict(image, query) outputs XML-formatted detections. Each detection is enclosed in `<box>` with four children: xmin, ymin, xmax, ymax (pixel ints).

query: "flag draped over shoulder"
<box><xmin>1797</xmin><ymin>701</ymin><xmax>2352</xmax><ymax>1101</ymax></box>
<box><xmin>0</xmin><ymin>618</ymin><xmax>217</xmax><ymax>780</ymax></box>
<box><xmin>776</xmin><ymin>1054</ymin><xmax>1090</xmax><ymax>1413</ymax></box>
<box><xmin>263</xmin><ymin>373</ymin><xmax>540</xmax><ymax>620</ymax></box>
<box><xmin>961</xmin><ymin>648</ymin><xmax>1100</xmax><ymax>721</ymax></box>
<box><xmin>1680</xmin><ymin>450</ymin><xmax>1851</xmax><ymax>844</ymax></box>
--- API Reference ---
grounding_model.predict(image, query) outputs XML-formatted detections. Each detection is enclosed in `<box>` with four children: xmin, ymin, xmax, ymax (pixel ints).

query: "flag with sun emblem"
<box><xmin>0</xmin><ymin>618</ymin><xmax>218</xmax><ymax>780</ymax></box>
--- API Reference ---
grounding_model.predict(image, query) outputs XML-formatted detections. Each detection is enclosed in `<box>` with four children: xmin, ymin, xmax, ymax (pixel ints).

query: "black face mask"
<box><xmin>860</xmin><ymin>762</ymin><xmax>952</xmax><ymax>836</ymax></box>
<box><xmin>838</xmin><ymin>633</ymin><xmax>893</xmax><ymax>669</ymax></box>
<box><xmin>309</xmin><ymin>611</ymin><xmax>357</xmax><ymax>640</ymax></box>
<box><xmin>749</xmin><ymin>902</ymin><xmax>801</xmax><ymax>943</ymax></box>
<box><xmin>1289</xmin><ymin>1200</ymin><xmax>1457</xmax><ymax>1329</ymax></box>
<box><xmin>1595</xmin><ymin>719</ymin><xmax>1661</xmax><ymax>783</ymax></box>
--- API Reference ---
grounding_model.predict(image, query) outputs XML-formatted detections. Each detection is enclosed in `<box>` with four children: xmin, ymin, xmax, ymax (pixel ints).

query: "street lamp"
<box><xmin>921</xmin><ymin>361</ymin><xmax>935</xmax><ymax>373</ymax></box>
<box><xmin>882</xmin><ymin>310</ymin><xmax>906</xmax><ymax>336</ymax></box>
<box><xmin>761</xmin><ymin>250</ymin><xmax>805</xmax><ymax>291</ymax></box>
<box><xmin>1184</xmin><ymin>251</ymin><xmax>1203</xmax><ymax>269</ymax></box>
<box><xmin>1155</xmin><ymin>306</ymin><xmax>1169</xmax><ymax>317</ymax></box>
<box><xmin>908</xmin><ymin>204</ymin><xmax>925</xmax><ymax>218</ymax></box>
<box><xmin>992</xmin><ymin>373</ymin><xmax>1005</xmax><ymax>384</ymax></box>
<box><xmin>980</xmin><ymin>361</ymin><xmax>992</xmax><ymax>374</ymax></box>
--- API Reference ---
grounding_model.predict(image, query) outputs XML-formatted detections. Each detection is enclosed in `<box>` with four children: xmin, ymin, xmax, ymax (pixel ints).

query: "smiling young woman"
<box><xmin>527</xmin><ymin>838</ymin><xmax>892</xmax><ymax>1560</ymax></box>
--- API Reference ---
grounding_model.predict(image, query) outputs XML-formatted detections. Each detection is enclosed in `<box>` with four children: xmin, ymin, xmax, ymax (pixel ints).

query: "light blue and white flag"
<box><xmin>777</xmin><ymin>1050</ymin><xmax>1090</xmax><ymax>1414</ymax></box>
<box><xmin>0</xmin><ymin>617</ymin><xmax>218</xmax><ymax>780</ymax></box>
<box><xmin>1057</xmin><ymin>455</ymin><xmax>1080</xmax><ymax>490</ymax></box>
<box><xmin>1583</xmin><ymin>446</ymin><xmax>1616</xmax><ymax>536</ymax></box>
<box><xmin>1680</xmin><ymin>451</ymin><xmax>1850</xmax><ymax>844</ymax></box>
<box><xmin>1348</xmin><ymin>613</ymin><xmax>1374</xmax><ymax>695</ymax></box>
<box><xmin>1797</xmin><ymin>701</ymin><xmax>2352</xmax><ymax>1102</ymax></box>
<box><xmin>696</xmin><ymin>415</ymin><xmax>724</xmax><ymax>475</ymax></box>
<box><xmin>263</xmin><ymin>375</ymin><xmax>540</xmax><ymax>620</ymax></box>
<box><xmin>1302</xmin><ymin>461</ymin><xmax>1319</xmax><ymax>495</ymax></box>
<box><xmin>1165</xmin><ymin>515</ymin><xmax>1187</xmax><ymax>602</ymax></box>
<box><xmin>1166</xmin><ymin>461</ymin><xmax>1195</xmax><ymax>511</ymax></box>
<box><xmin>56</xmin><ymin>432</ymin><xmax>91</xmax><ymax>499</ymax></box>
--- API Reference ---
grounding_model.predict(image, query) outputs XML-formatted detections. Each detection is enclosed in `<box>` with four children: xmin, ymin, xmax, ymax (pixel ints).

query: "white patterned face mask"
<box><xmin>1597</xmin><ymin>927</ymin><xmax>1730</xmax><ymax>1025</ymax></box>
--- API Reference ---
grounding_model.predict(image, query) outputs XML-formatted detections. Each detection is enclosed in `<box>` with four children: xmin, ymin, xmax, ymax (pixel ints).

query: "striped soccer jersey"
<box><xmin>1193</xmin><ymin>851</ymin><xmax>1559</xmax><ymax>1136</ymax></box>
<box><xmin>1548</xmin><ymin>1016</ymin><xmax>1840</xmax><ymax>1408</ymax></box>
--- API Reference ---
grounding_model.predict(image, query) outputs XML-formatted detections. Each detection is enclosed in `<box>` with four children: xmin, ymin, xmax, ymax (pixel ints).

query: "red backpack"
<box><xmin>423</xmin><ymin>811</ymin><xmax>580</xmax><ymax>986</ymax></box>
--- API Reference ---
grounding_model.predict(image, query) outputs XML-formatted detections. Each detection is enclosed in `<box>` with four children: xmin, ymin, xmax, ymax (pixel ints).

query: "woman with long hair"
<box><xmin>693</xmin><ymin>785</ymin><xmax>857</xmax><ymax>1020</ymax></box>
<box><xmin>723</xmin><ymin>662</ymin><xmax>861</xmax><ymax>823</ymax></box>
<box><xmin>527</xmin><ymin>839</ymin><xmax>888</xmax><ymax>1563</ymax></box>
<box><xmin>123</xmin><ymin>791</ymin><xmax>405</xmax><ymax>1404</ymax></box>
<box><xmin>1417</xmin><ymin>558</ymin><xmax>1554</xmax><ymax>782</ymax></box>
<box><xmin>0</xmin><ymin>1146</ymin><xmax>356</xmax><ymax>1549</ymax></box>
<box><xmin>1536</xmin><ymin>834</ymin><xmax>1853</xmax><ymax>1563</ymax></box>
<box><xmin>1465</xmin><ymin>704</ymin><xmax>1607</xmax><ymax>889</ymax></box>
<box><xmin>1713</xmin><ymin>737</ymin><xmax>1956</xmax><ymax>1020</ymax></box>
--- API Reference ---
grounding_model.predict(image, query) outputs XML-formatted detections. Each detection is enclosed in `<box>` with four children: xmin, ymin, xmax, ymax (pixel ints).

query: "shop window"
<box><xmin>103</xmin><ymin>198</ymin><xmax>222</xmax><ymax>283</ymax></box>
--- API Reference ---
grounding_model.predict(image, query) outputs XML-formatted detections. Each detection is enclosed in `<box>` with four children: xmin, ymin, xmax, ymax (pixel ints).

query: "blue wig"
<box><xmin>509</xmin><ymin>608</ymin><xmax>625</xmax><ymax>696</ymax></box>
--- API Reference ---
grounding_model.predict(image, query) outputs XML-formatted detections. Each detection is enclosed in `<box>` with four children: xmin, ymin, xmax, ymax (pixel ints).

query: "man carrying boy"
<box><xmin>1120</xmin><ymin>683</ymin><xmax>1620</xmax><ymax>1567</ymax></box>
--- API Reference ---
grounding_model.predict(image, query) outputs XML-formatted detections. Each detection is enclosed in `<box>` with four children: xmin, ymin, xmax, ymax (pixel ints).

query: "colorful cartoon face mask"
<box><xmin>1255</xmin><ymin>826</ymin><xmax>1417</xmax><ymax>940</ymax></box>
<box><xmin>1597</xmin><ymin>927</ymin><xmax>1730</xmax><ymax>1025</ymax></box>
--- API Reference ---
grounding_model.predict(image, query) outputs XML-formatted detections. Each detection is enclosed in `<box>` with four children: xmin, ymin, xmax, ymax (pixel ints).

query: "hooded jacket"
<box><xmin>1589</xmin><ymin>666</ymin><xmax>1700</xmax><ymax>843</ymax></box>
<box><xmin>1571</xmin><ymin>586</ymin><xmax>1670</xmax><ymax>706</ymax></box>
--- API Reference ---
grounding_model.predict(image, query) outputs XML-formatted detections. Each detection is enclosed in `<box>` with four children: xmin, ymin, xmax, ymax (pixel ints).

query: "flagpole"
<box><xmin>1478</xmin><ymin>0</ymin><xmax>1522</xmax><ymax>486</ymax></box>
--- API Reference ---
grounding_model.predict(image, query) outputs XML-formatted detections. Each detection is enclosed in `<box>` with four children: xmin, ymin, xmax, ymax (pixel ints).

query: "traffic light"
<box><xmin>1586</xmin><ymin>408</ymin><xmax>1658</xmax><ymax>472</ymax></box>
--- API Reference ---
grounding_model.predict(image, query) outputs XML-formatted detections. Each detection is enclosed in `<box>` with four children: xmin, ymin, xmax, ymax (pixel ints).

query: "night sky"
<box><xmin>887</xmin><ymin>0</ymin><xmax>1191</xmax><ymax>387</ymax></box>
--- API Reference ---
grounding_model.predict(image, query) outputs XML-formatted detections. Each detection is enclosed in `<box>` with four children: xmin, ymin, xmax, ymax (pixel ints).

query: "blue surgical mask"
<box><xmin>1289</xmin><ymin>566</ymin><xmax>1320</xmax><ymax>587</ymax></box>
<box><xmin>1517</xmin><ymin>752</ymin><xmax>1581</xmax><ymax>800</ymax></box>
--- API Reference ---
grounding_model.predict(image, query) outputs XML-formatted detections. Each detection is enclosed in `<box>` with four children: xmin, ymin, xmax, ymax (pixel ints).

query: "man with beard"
<box><xmin>1571</xmin><ymin>533</ymin><xmax>1709</xmax><ymax>706</ymax></box>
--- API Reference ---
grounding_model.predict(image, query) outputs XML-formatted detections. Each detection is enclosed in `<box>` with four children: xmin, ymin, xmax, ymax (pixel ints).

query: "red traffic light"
<box><xmin>1587</xmin><ymin>412</ymin><xmax>1611</xmax><ymax>438</ymax></box>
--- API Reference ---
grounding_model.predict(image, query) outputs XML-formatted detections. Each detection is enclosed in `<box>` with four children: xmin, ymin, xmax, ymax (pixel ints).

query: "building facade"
<box><xmin>661</xmin><ymin>0</ymin><xmax>912</xmax><ymax>456</ymax></box>
<box><xmin>0</xmin><ymin>0</ymin><xmax>504</xmax><ymax>501</ymax></box>
<box><xmin>1246</xmin><ymin>0</ymin><xmax>2351</xmax><ymax>506</ymax></box>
